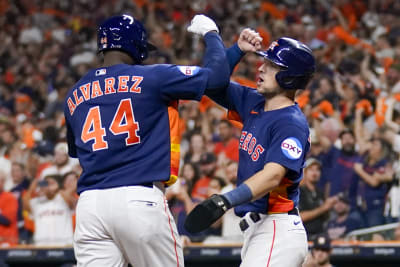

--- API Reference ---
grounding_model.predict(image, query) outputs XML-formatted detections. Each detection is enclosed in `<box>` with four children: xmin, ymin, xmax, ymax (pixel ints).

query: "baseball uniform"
<box><xmin>64</xmin><ymin>20</ymin><xmax>229</xmax><ymax>266</ymax></box>
<box><xmin>202</xmin><ymin>41</ymin><xmax>312</xmax><ymax>266</ymax></box>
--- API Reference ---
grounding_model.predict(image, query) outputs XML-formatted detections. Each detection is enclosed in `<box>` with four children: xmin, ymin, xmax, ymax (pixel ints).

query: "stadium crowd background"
<box><xmin>0</xmin><ymin>0</ymin><xmax>400</xmax><ymax>247</ymax></box>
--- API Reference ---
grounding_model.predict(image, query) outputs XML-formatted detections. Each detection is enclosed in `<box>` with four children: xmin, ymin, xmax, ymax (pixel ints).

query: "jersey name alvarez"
<box><xmin>239</xmin><ymin>131</ymin><xmax>265</xmax><ymax>161</ymax></box>
<box><xmin>66</xmin><ymin>75</ymin><xmax>143</xmax><ymax>116</ymax></box>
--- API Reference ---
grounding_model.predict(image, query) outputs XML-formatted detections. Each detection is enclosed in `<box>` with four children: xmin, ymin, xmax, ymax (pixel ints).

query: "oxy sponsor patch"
<box><xmin>177</xmin><ymin>66</ymin><xmax>200</xmax><ymax>76</ymax></box>
<box><xmin>281</xmin><ymin>137</ymin><xmax>302</xmax><ymax>160</ymax></box>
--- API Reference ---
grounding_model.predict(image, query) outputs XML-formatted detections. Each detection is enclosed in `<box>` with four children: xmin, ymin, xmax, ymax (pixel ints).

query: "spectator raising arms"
<box><xmin>22</xmin><ymin>175</ymin><xmax>76</xmax><ymax>246</ymax></box>
<box><xmin>354</xmin><ymin>108</ymin><xmax>394</xmax><ymax>227</ymax></box>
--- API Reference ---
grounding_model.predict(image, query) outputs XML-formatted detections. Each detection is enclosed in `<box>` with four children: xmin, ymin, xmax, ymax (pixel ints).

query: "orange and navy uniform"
<box><xmin>205</xmin><ymin>78</ymin><xmax>310</xmax><ymax>217</ymax></box>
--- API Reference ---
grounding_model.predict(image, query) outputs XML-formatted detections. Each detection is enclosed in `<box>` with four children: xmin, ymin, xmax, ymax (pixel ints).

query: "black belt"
<box><xmin>140</xmin><ymin>183</ymin><xmax>154</xmax><ymax>188</ymax></box>
<box><xmin>239</xmin><ymin>208</ymin><xmax>299</xmax><ymax>231</ymax></box>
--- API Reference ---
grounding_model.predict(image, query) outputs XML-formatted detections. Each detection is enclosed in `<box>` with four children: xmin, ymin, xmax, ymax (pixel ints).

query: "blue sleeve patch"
<box><xmin>177</xmin><ymin>66</ymin><xmax>200</xmax><ymax>76</ymax></box>
<box><xmin>281</xmin><ymin>137</ymin><xmax>303</xmax><ymax>160</ymax></box>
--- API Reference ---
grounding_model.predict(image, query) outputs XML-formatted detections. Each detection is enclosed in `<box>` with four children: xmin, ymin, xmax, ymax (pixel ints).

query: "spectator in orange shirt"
<box><xmin>214</xmin><ymin>119</ymin><xmax>239</xmax><ymax>162</ymax></box>
<box><xmin>0</xmin><ymin>171</ymin><xmax>18</xmax><ymax>246</ymax></box>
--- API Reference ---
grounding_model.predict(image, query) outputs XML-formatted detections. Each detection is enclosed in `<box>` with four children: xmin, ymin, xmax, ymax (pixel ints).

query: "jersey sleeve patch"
<box><xmin>281</xmin><ymin>137</ymin><xmax>303</xmax><ymax>160</ymax></box>
<box><xmin>177</xmin><ymin>66</ymin><xmax>200</xmax><ymax>76</ymax></box>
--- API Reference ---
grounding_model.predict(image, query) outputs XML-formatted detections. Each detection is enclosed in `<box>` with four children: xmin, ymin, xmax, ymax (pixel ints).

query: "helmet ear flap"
<box><xmin>275</xmin><ymin>70</ymin><xmax>313</xmax><ymax>90</ymax></box>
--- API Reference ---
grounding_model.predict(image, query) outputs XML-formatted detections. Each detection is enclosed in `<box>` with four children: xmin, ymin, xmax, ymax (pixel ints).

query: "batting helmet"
<box><xmin>97</xmin><ymin>14</ymin><xmax>156</xmax><ymax>64</ymax></box>
<box><xmin>256</xmin><ymin>37</ymin><xmax>315</xmax><ymax>90</ymax></box>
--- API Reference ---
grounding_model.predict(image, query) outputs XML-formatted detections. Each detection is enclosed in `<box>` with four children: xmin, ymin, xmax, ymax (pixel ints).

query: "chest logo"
<box><xmin>239</xmin><ymin>131</ymin><xmax>265</xmax><ymax>162</ymax></box>
<box><xmin>281</xmin><ymin>137</ymin><xmax>302</xmax><ymax>160</ymax></box>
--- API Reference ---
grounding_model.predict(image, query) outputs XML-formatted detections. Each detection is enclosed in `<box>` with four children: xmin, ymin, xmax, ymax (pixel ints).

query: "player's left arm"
<box><xmin>185</xmin><ymin>123</ymin><xmax>308</xmax><ymax>233</ymax></box>
<box><xmin>184</xmin><ymin>162</ymin><xmax>286</xmax><ymax>234</ymax></box>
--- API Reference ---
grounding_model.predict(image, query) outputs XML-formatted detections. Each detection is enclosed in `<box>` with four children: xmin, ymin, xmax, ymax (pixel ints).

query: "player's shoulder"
<box><xmin>274</xmin><ymin>104</ymin><xmax>309</xmax><ymax>129</ymax></box>
<box><xmin>228</xmin><ymin>81</ymin><xmax>265</xmax><ymax>106</ymax></box>
<box><xmin>152</xmin><ymin>64</ymin><xmax>203</xmax><ymax>76</ymax></box>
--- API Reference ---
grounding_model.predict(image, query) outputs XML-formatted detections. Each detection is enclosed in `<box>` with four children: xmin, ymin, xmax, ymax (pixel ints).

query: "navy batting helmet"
<box><xmin>256</xmin><ymin>37</ymin><xmax>315</xmax><ymax>90</ymax></box>
<box><xmin>97</xmin><ymin>14</ymin><xmax>156</xmax><ymax>64</ymax></box>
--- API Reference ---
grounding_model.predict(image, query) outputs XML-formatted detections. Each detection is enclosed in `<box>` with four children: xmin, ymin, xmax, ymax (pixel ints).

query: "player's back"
<box><xmin>64</xmin><ymin>63</ymin><xmax>207</xmax><ymax>194</ymax></box>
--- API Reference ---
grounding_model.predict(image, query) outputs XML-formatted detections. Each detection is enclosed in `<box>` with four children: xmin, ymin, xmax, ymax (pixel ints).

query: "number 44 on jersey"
<box><xmin>81</xmin><ymin>98</ymin><xmax>140</xmax><ymax>151</ymax></box>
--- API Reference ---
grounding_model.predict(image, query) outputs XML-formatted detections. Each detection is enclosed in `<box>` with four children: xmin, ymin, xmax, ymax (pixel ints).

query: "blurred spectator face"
<box><xmin>226</xmin><ymin>161</ymin><xmax>238</xmax><ymax>184</ymax></box>
<box><xmin>199</xmin><ymin>153</ymin><xmax>217</xmax><ymax>177</ymax></box>
<box><xmin>41</xmin><ymin>177</ymin><xmax>59</xmax><ymax>199</ymax></box>
<box><xmin>312</xmin><ymin>249</ymin><xmax>330</xmax><ymax>265</ymax></box>
<box><xmin>218</xmin><ymin>121</ymin><xmax>233</xmax><ymax>142</ymax></box>
<box><xmin>1</xmin><ymin>127</ymin><xmax>16</xmax><ymax>146</ymax></box>
<box><xmin>190</xmin><ymin>134</ymin><xmax>204</xmax><ymax>153</ymax></box>
<box><xmin>368</xmin><ymin>139</ymin><xmax>383</xmax><ymax>158</ymax></box>
<box><xmin>257</xmin><ymin>60</ymin><xmax>281</xmax><ymax>94</ymax></box>
<box><xmin>14</xmin><ymin>94</ymin><xmax>33</xmax><ymax>114</ymax></box>
<box><xmin>182</xmin><ymin>163</ymin><xmax>195</xmax><ymax>182</ymax></box>
<box><xmin>333</xmin><ymin>198</ymin><xmax>350</xmax><ymax>216</ymax></box>
<box><xmin>319</xmin><ymin>78</ymin><xmax>332</xmax><ymax>95</ymax></box>
<box><xmin>304</xmin><ymin>163</ymin><xmax>321</xmax><ymax>184</ymax></box>
<box><xmin>207</xmin><ymin>178</ymin><xmax>224</xmax><ymax>197</ymax></box>
<box><xmin>200</xmin><ymin>162</ymin><xmax>216</xmax><ymax>177</ymax></box>
<box><xmin>340</xmin><ymin>132</ymin><xmax>355</xmax><ymax>153</ymax></box>
<box><xmin>54</xmin><ymin>143</ymin><xmax>69</xmax><ymax>167</ymax></box>
<box><xmin>11</xmin><ymin>162</ymin><xmax>25</xmax><ymax>184</ymax></box>
<box><xmin>387</xmin><ymin>68</ymin><xmax>400</xmax><ymax>87</ymax></box>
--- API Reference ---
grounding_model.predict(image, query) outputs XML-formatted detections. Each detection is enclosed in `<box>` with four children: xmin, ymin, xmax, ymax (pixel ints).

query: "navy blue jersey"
<box><xmin>64</xmin><ymin>64</ymin><xmax>208</xmax><ymax>194</ymax></box>
<box><xmin>206</xmin><ymin>82</ymin><xmax>310</xmax><ymax>217</ymax></box>
<box><xmin>321</xmin><ymin>147</ymin><xmax>360</xmax><ymax>208</ymax></box>
<box><xmin>357</xmin><ymin>158</ymin><xmax>389</xmax><ymax>209</ymax></box>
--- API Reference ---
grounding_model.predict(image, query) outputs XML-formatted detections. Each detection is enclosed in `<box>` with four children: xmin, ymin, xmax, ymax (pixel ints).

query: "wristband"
<box><xmin>223</xmin><ymin>183</ymin><xmax>253</xmax><ymax>207</ymax></box>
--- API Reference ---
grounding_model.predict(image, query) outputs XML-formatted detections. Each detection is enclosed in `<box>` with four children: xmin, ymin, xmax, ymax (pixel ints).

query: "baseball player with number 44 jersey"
<box><xmin>64</xmin><ymin>14</ymin><xmax>229</xmax><ymax>267</ymax></box>
<box><xmin>185</xmin><ymin>29</ymin><xmax>315</xmax><ymax>267</ymax></box>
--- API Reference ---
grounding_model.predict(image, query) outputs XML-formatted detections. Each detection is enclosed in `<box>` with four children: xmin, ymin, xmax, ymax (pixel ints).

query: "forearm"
<box><xmin>245</xmin><ymin>162</ymin><xmax>284</xmax><ymax>200</ymax></box>
<box><xmin>357</xmin><ymin>169</ymin><xmax>379</xmax><ymax>187</ymax></box>
<box><xmin>203</xmin><ymin>32</ymin><xmax>230</xmax><ymax>89</ymax></box>
<box><xmin>23</xmin><ymin>181</ymin><xmax>37</xmax><ymax>212</ymax></box>
<box><xmin>300</xmin><ymin>206</ymin><xmax>328</xmax><ymax>222</ymax></box>
<box><xmin>385</xmin><ymin>100</ymin><xmax>400</xmax><ymax>132</ymax></box>
<box><xmin>223</xmin><ymin>162</ymin><xmax>284</xmax><ymax>207</ymax></box>
<box><xmin>226</xmin><ymin>43</ymin><xmax>245</xmax><ymax>74</ymax></box>
<box><xmin>182</xmin><ymin>195</ymin><xmax>195</xmax><ymax>214</ymax></box>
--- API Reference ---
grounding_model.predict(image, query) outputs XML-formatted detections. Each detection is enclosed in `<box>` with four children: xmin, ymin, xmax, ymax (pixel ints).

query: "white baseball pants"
<box><xmin>74</xmin><ymin>184</ymin><xmax>184</xmax><ymax>267</ymax></box>
<box><xmin>240</xmin><ymin>212</ymin><xmax>308</xmax><ymax>267</ymax></box>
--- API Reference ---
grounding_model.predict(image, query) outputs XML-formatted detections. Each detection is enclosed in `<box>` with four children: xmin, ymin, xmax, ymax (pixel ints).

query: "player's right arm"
<box><xmin>157</xmin><ymin>15</ymin><xmax>230</xmax><ymax>102</ymax></box>
<box><xmin>204</xmin><ymin>28</ymin><xmax>263</xmax><ymax>120</ymax></box>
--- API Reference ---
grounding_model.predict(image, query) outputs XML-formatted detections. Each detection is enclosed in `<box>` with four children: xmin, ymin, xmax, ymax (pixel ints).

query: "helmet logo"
<box><xmin>268</xmin><ymin>41</ymin><xmax>279</xmax><ymax>51</ymax></box>
<box><xmin>100</xmin><ymin>37</ymin><xmax>107</xmax><ymax>48</ymax></box>
<box><xmin>122</xmin><ymin>14</ymin><xmax>134</xmax><ymax>24</ymax></box>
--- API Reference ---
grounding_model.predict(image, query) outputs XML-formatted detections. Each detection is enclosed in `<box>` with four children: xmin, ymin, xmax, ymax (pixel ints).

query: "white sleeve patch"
<box><xmin>177</xmin><ymin>66</ymin><xmax>200</xmax><ymax>76</ymax></box>
<box><xmin>281</xmin><ymin>137</ymin><xmax>303</xmax><ymax>160</ymax></box>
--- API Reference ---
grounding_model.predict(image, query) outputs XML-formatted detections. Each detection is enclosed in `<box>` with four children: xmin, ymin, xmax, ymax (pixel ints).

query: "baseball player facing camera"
<box><xmin>64</xmin><ymin>14</ymin><xmax>229</xmax><ymax>267</ymax></box>
<box><xmin>185</xmin><ymin>29</ymin><xmax>316</xmax><ymax>266</ymax></box>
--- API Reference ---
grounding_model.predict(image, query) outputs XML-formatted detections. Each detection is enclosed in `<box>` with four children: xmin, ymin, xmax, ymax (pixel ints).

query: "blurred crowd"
<box><xmin>1</xmin><ymin>0</ymin><xmax>400</xmax><ymax>246</ymax></box>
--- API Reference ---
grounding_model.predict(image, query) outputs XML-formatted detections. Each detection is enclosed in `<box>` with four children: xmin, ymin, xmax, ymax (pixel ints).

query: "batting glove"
<box><xmin>187</xmin><ymin>14</ymin><xmax>219</xmax><ymax>36</ymax></box>
<box><xmin>184</xmin><ymin>194</ymin><xmax>231</xmax><ymax>234</ymax></box>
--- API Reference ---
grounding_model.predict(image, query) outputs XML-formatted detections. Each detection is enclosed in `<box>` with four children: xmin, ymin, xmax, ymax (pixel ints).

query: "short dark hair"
<box><xmin>339</xmin><ymin>128</ymin><xmax>354</xmax><ymax>139</ymax></box>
